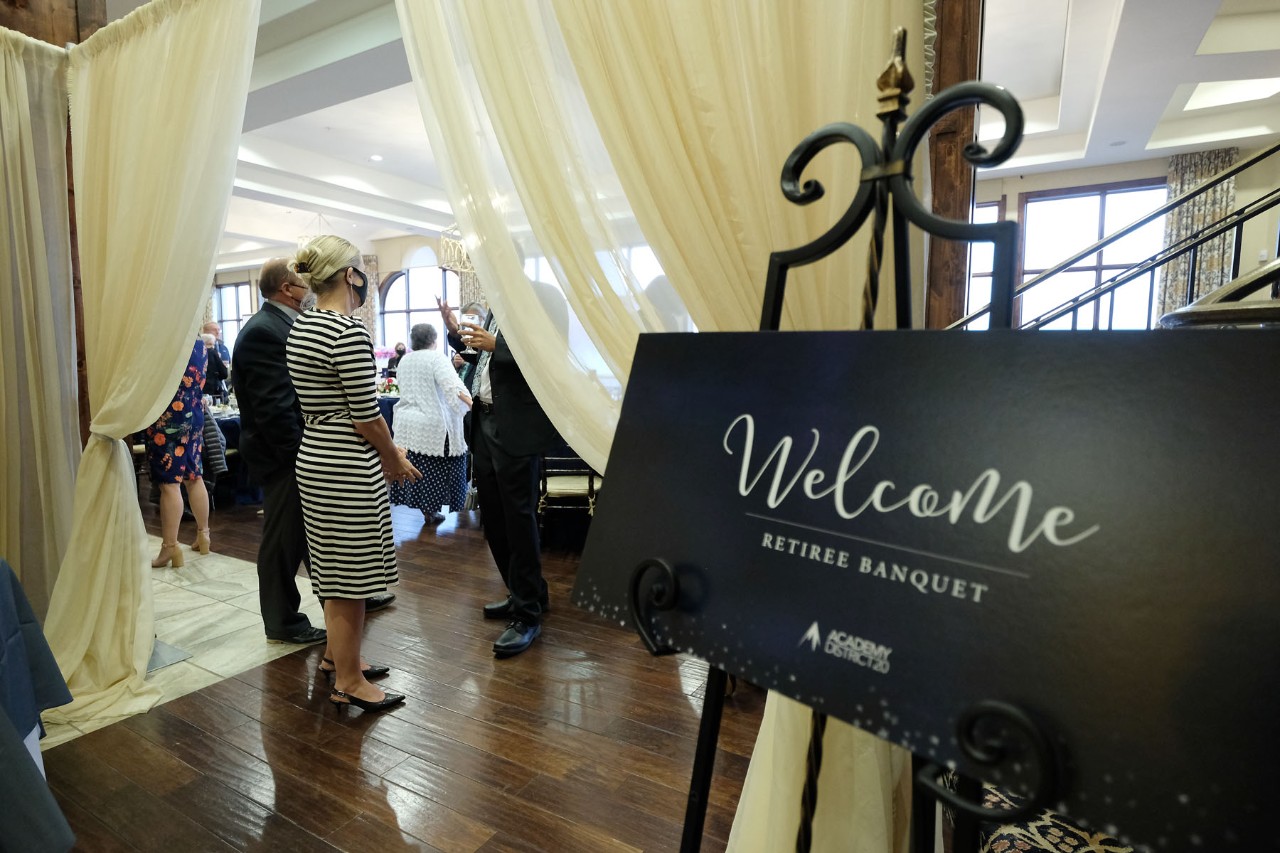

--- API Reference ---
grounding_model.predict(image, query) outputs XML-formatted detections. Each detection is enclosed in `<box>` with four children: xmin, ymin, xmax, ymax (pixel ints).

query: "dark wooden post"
<box><xmin>1</xmin><ymin>0</ymin><xmax>106</xmax><ymax>445</ymax></box>
<box><xmin>926</xmin><ymin>0</ymin><xmax>984</xmax><ymax>328</ymax></box>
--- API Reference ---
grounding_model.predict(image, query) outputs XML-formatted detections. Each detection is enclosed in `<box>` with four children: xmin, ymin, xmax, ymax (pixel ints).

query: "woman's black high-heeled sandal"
<box><xmin>318</xmin><ymin>657</ymin><xmax>390</xmax><ymax>678</ymax></box>
<box><xmin>329</xmin><ymin>688</ymin><xmax>405</xmax><ymax>712</ymax></box>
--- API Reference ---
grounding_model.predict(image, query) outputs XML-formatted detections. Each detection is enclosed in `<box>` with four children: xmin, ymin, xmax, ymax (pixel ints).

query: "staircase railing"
<box><xmin>948</xmin><ymin>140</ymin><xmax>1280</xmax><ymax>331</ymax></box>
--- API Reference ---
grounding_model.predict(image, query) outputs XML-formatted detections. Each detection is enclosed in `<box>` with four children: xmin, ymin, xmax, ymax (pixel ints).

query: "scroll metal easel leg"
<box><xmin>796</xmin><ymin>710</ymin><xmax>829</xmax><ymax>852</ymax></box>
<box><xmin>951</xmin><ymin>774</ymin><xmax>983</xmax><ymax>853</ymax></box>
<box><xmin>909</xmin><ymin>754</ymin><xmax>937</xmax><ymax>853</ymax></box>
<box><xmin>681</xmin><ymin>666</ymin><xmax>729</xmax><ymax>853</ymax></box>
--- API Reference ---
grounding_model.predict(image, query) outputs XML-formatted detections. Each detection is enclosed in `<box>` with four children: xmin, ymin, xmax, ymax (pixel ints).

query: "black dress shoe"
<box><xmin>482</xmin><ymin>597</ymin><xmax>550</xmax><ymax>620</ymax></box>
<box><xmin>493</xmin><ymin>620</ymin><xmax>541</xmax><ymax>658</ymax></box>
<box><xmin>365</xmin><ymin>592</ymin><xmax>396</xmax><ymax>612</ymax></box>
<box><xmin>266</xmin><ymin>625</ymin><xmax>327</xmax><ymax>645</ymax></box>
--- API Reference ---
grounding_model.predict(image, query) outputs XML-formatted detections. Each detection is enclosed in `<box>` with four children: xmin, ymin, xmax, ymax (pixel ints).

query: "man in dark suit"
<box><xmin>447</xmin><ymin>287</ymin><xmax>564</xmax><ymax>658</ymax></box>
<box><xmin>233</xmin><ymin>259</ymin><xmax>393</xmax><ymax>645</ymax></box>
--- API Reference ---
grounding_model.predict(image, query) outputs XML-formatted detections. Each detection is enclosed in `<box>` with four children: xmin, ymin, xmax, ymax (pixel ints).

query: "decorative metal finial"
<box><xmin>875</xmin><ymin>28</ymin><xmax>915</xmax><ymax>121</ymax></box>
<box><xmin>759</xmin><ymin>28</ymin><xmax>1024</xmax><ymax>333</ymax></box>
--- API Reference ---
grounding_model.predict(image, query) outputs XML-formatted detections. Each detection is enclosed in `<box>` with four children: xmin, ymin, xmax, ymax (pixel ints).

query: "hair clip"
<box><xmin>295</xmin><ymin>262</ymin><xmax>310</xmax><ymax>273</ymax></box>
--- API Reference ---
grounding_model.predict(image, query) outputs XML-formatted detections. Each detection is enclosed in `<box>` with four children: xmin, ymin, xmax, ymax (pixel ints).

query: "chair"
<box><xmin>538</xmin><ymin>441</ymin><xmax>602</xmax><ymax>517</ymax></box>
<box><xmin>129</xmin><ymin>431</ymin><xmax>149</xmax><ymax>479</ymax></box>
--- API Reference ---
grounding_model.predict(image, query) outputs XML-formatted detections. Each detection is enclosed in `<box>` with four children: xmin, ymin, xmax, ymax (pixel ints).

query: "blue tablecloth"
<box><xmin>378</xmin><ymin>396</ymin><xmax>397</xmax><ymax>433</ymax></box>
<box><xmin>213</xmin><ymin>415</ymin><xmax>260</xmax><ymax>504</ymax></box>
<box><xmin>216</xmin><ymin>414</ymin><xmax>240</xmax><ymax>450</ymax></box>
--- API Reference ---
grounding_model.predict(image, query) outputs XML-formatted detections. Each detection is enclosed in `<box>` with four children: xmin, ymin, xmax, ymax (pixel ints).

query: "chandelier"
<box><xmin>438</xmin><ymin>224</ymin><xmax>483</xmax><ymax>307</ymax></box>
<box><xmin>438</xmin><ymin>224</ymin><xmax>474</xmax><ymax>274</ymax></box>
<box><xmin>296</xmin><ymin>212</ymin><xmax>336</xmax><ymax>251</ymax></box>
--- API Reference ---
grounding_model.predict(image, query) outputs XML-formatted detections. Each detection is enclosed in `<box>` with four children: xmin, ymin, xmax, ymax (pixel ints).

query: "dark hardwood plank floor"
<box><xmin>44</xmin><ymin>482</ymin><xmax>764</xmax><ymax>851</ymax></box>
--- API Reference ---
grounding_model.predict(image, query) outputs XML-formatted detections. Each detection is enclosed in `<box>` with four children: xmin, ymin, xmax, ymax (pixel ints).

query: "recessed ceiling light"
<box><xmin>369</xmin><ymin>154</ymin><xmax>384</xmax><ymax>162</ymax></box>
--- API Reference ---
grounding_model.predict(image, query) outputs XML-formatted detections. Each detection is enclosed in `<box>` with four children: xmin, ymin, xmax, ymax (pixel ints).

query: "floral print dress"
<box><xmin>146</xmin><ymin>339</ymin><xmax>207</xmax><ymax>483</ymax></box>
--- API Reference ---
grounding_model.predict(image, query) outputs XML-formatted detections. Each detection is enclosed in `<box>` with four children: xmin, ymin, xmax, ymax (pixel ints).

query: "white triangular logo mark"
<box><xmin>799</xmin><ymin>621</ymin><xmax>821</xmax><ymax>651</ymax></box>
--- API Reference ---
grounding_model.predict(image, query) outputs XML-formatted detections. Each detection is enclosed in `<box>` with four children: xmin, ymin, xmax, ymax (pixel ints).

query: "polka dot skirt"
<box><xmin>389</xmin><ymin>449</ymin><xmax>468</xmax><ymax>515</ymax></box>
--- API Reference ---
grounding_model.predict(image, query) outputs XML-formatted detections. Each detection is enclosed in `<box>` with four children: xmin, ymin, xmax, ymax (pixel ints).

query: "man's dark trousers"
<box><xmin>472</xmin><ymin>405</ymin><xmax>547</xmax><ymax>625</ymax></box>
<box><xmin>258</xmin><ymin>470</ymin><xmax>310</xmax><ymax>638</ymax></box>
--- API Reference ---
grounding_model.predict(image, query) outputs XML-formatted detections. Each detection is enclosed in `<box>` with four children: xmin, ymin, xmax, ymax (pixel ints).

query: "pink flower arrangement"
<box><xmin>373</xmin><ymin>346</ymin><xmax>397</xmax><ymax>360</ymax></box>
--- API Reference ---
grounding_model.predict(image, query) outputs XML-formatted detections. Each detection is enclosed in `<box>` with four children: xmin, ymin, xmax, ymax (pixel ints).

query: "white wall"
<box><xmin>370</xmin><ymin>235</ymin><xmax>441</xmax><ymax>275</ymax></box>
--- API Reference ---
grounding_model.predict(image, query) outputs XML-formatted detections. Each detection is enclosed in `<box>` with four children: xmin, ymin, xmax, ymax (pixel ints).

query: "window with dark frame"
<box><xmin>1016</xmin><ymin>178</ymin><xmax>1168</xmax><ymax>330</ymax></box>
<box><xmin>213</xmin><ymin>281</ymin><xmax>254</xmax><ymax>353</ymax></box>
<box><xmin>966</xmin><ymin>199</ymin><xmax>1003</xmax><ymax>331</ymax></box>
<box><xmin>967</xmin><ymin>179</ymin><xmax>1169</xmax><ymax>330</ymax></box>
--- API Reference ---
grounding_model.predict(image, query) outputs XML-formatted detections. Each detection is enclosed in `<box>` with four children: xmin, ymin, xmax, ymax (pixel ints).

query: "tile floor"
<box><xmin>39</xmin><ymin>536</ymin><xmax>320</xmax><ymax>750</ymax></box>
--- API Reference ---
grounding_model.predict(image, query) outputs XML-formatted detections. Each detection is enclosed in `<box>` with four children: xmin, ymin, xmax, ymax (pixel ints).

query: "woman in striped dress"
<box><xmin>287</xmin><ymin>235</ymin><xmax>421</xmax><ymax>713</ymax></box>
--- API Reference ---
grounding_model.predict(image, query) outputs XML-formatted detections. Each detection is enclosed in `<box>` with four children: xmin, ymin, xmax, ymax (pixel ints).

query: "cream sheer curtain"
<box><xmin>396</xmin><ymin>0</ymin><xmax>923</xmax><ymax>473</ymax></box>
<box><xmin>726</xmin><ymin>694</ymin><xmax>912</xmax><ymax>852</ymax></box>
<box><xmin>397</xmin><ymin>2</ymin><xmax>922</xmax><ymax>848</ymax></box>
<box><xmin>554</xmin><ymin>0</ymin><xmax>920</xmax><ymax>336</ymax></box>
<box><xmin>0</xmin><ymin>30</ymin><xmax>79</xmax><ymax>621</ymax></box>
<box><xmin>41</xmin><ymin>0</ymin><xmax>261</xmax><ymax>723</ymax></box>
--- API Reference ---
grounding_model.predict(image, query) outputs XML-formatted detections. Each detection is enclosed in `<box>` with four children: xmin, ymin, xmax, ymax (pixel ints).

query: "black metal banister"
<box><xmin>949</xmin><ymin>140</ymin><xmax>1280</xmax><ymax>329</ymax></box>
<box><xmin>1021</xmin><ymin>185</ymin><xmax>1280</xmax><ymax>330</ymax></box>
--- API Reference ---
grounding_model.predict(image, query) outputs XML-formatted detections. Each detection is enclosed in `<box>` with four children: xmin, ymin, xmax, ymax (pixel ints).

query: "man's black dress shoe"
<box><xmin>266</xmin><ymin>625</ymin><xmax>327</xmax><ymax>645</ymax></box>
<box><xmin>365</xmin><ymin>592</ymin><xmax>396</xmax><ymax>612</ymax></box>
<box><xmin>493</xmin><ymin>620</ymin><xmax>541</xmax><ymax>658</ymax></box>
<box><xmin>482</xmin><ymin>597</ymin><xmax>550</xmax><ymax>620</ymax></box>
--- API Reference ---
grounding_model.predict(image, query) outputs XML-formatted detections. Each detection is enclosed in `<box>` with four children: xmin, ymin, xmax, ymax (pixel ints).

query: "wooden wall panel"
<box><xmin>926</xmin><ymin>0</ymin><xmax>983</xmax><ymax>328</ymax></box>
<box><xmin>2</xmin><ymin>0</ymin><xmax>104</xmax><ymax>444</ymax></box>
<box><xmin>0</xmin><ymin>0</ymin><xmax>78</xmax><ymax>45</ymax></box>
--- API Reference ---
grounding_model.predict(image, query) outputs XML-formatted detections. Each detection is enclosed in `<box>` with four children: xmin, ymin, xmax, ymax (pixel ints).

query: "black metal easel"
<box><xmin>625</xmin><ymin>29</ymin><xmax>1065</xmax><ymax>853</ymax></box>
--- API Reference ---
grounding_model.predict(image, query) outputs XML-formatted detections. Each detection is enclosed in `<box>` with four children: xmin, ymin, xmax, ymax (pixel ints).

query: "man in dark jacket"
<box><xmin>446</xmin><ymin>285</ymin><xmax>564</xmax><ymax>658</ymax></box>
<box><xmin>233</xmin><ymin>259</ymin><xmax>392</xmax><ymax>645</ymax></box>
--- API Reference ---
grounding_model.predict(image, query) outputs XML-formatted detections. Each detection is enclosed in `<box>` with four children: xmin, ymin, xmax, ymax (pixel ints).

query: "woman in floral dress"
<box><xmin>147</xmin><ymin>338</ymin><xmax>211</xmax><ymax>568</ymax></box>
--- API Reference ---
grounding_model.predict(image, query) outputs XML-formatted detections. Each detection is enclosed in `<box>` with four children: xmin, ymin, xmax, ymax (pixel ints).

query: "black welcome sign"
<box><xmin>572</xmin><ymin>329</ymin><xmax>1280</xmax><ymax>851</ymax></box>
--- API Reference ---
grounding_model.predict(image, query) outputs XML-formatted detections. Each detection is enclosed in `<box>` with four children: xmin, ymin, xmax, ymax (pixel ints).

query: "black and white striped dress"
<box><xmin>286</xmin><ymin>309</ymin><xmax>396</xmax><ymax>599</ymax></box>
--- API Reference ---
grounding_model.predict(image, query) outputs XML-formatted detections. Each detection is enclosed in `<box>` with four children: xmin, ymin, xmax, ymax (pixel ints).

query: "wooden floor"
<box><xmin>43</xmin><ymin>489</ymin><xmax>765</xmax><ymax>852</ymax></box>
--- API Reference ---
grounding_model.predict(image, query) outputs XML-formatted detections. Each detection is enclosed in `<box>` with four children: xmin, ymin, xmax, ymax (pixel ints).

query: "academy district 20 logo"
<box><xmin>799</xmin><ymin>621</ymin><xmax>892</xmax><ymax>674</ymax></box>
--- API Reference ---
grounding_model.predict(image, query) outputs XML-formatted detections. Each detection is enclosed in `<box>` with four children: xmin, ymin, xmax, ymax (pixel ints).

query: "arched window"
<box><xmin>379</xmin><ymin>265</ymin><xmax>461</xmax><ymax>355</ymax></box>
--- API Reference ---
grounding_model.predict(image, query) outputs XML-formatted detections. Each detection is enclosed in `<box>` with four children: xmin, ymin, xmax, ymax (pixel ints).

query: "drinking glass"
<box><xmin>460</xmin><ymin>313</ymin><xmax>483</xmax><ymax>354</ymax></box>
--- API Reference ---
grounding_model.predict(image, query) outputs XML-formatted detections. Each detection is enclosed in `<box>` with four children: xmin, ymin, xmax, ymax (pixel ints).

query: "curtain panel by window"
<box><xmin>0</xmin><ymin>29</ymin><xmax>79</xmax><ymax>622</ymax></box>
<box><xmin>1157</xmin><ymin>147</ymin><xmax>1239</xmax><ymax>318</ymax></box>
<box><xmin>41</xmin><ymin>0</ymin><xmax>261</xmax><ymax>724</ymax></box>
<box><xmin>395</xmin><ymin>0</ymin><xmax>925</xmax><ymax>474</ymax></box>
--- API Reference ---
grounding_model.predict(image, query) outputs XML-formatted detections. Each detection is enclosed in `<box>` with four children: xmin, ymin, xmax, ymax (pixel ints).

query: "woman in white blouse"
<box><xmin>389</xmin><ymin>323</ymin><xmax>472</xmax><ymax>522</ymax></box>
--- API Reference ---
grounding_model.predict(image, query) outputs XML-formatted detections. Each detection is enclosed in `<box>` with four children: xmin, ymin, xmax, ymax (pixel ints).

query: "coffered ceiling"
<box><xmin>103</xmin><ymin>0</ymin><xmax>1280</xmax><ymax>271</ymax></box>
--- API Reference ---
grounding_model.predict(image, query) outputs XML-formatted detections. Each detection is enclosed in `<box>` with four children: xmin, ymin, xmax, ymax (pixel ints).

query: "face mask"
<box><xmin>395</xmin><ymin>347</ymin><xmax>405</xmax><ymax>357</ymax></box>
<box><xmin>299</xmin><ymin>291</ymin><xmax>317</xmax><ymax>312</ymax></box>
<box><xmin>350</xmin><ymin>267</ymin><xmax>369</xmax><ymax>308</ymax></box>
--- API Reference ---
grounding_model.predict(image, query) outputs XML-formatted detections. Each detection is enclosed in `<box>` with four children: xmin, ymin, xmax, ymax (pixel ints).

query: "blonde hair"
<box><xmin>292</xmin><ymin>235</ymin><xmax>361</xmax><ymax>296</ymax></box>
